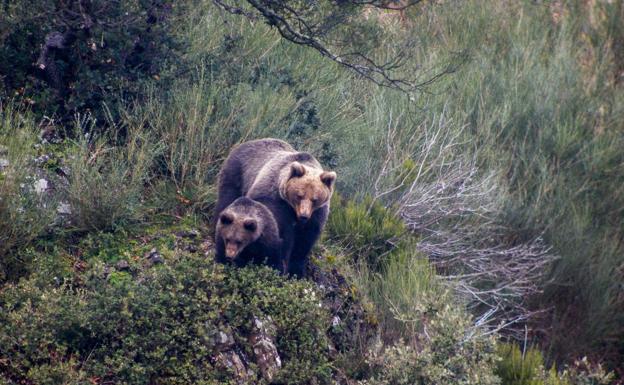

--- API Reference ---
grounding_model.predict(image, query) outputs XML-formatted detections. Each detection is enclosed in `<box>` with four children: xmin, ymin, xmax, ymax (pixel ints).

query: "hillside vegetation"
<box><xmin>1</xmin><ymin>0</ymin><xmax>622</xmax><ymax>383</ymax></box>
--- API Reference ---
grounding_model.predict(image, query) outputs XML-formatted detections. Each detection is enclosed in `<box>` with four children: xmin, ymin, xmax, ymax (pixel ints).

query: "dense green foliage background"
<box><xmin>1</xmin><ymin>0</ymin><xmax>622</xmax><ymax>383</ymax></box>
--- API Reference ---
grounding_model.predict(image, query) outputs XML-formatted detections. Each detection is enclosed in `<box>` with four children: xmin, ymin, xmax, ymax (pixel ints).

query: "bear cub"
<box><xmin>215</xmin><ymin>197</ymin><xmax>284</xmax><ymax>272</ymax></box>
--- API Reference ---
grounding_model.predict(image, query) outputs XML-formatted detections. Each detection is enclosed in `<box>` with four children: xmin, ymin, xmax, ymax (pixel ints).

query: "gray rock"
<box><xmin>215</xmin><ymin>351</ymin><xmax>249</xmax><ymax>384</ymax></box>
<box><xmin>208</xmin><ymin>329</ymin><xmax>234</xmax><ymax>352</ymax></box>
<box><xmin>249</xmin><ymin>316</ymin><xmax>281</xmax><ymax>381</ymax></box>
<box><xmin>0</xmin><ymin>158</ymin><xmax>8</xmax><ymax>170</ymax></box>
<box><xmin>178</xmin><ymin>229</ymin><xmax>200</xmax><ymax>239</ymax></box>
<box><xmin>212</xmin><ymin>329</ymin><xmax>235</xmax><ymax>351</ymax></box>
<box><xmin>201</xmin><ymin>239</ymin><xmax>215</xmax><ymax>257</ymax></box>
<box><xmin>216</xmin><ymin>331</ymin><xmax>230</xmax><ymax>345</ymax></box>
<box><xmin>58</xmin><ymin>166</ymin><xmax>70</xmax><ymax>178</ymax></box>
<box><xmin>33</xmin><ymin>178</ymin><xmax>49</xmax><ymax>195</ymax></box>
<box><xmin>57</xmin><ymin>202</ymin><xmax>72</xmax><ymax>215</ymax></box>
<box><xmin>145</xmin><ymin>248</ymin><xmax>164</xmax><ymax>265</ymax></box>
<box><xmin>34</xmin><ymin>154</ymin><xmax>51</xmax><ymax>165</ymax></box>
<box><xmin>115</xmin><ymin>260</ymin><xmax>130</xmax><ymax>271</ymax></box>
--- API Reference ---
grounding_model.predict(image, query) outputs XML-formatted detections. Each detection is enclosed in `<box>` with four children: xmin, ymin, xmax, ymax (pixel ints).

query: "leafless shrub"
<box><xmin>372</xmin><ymin>109</ymin><xmax>556</xmax><ymax>337</ymax></box>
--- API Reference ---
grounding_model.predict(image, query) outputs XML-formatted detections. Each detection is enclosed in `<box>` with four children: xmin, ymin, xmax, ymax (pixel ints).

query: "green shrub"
<box><xmin>360</xmin><ymin>244</ymin><xmax>440</xmax><ymax>339</ymax></box>
<box><xmin>0</xmin><ymin>0</ymin><xmax>195</xmax><ymax>125</ymax></box>
<box><xmin>496</xmin><ymin>343</ymin><xmax>615</xmax><ymax>385</ymax></box>
<box><xmin>361</xmin><ymin>295</ymin><xmax>501</xmax><ymax>385</ymax></box>
<box><xmin>497</xmin><ymin>343</ymin><xmax>554</xmax><ymax>385</ymax></box>
<box><xmin>326</xmin><ymin>193</ymin><xmax>407</xmax><ymax>271</ymax></box>
<box><xmin>0</xmin><ymin>257</ymin><xmax>334</xmax><ymax>384</ymax></box>
<box><xmin>324</xmin><ymin>193</ymin><xmax>499</xmax><ymax>383</ymax></box>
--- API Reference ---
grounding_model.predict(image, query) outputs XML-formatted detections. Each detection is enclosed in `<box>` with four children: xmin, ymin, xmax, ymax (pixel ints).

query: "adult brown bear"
<box><xmin>215</xmin><ymin>138</ymin><xmax>337</xmax><ymax>277</ymax></box>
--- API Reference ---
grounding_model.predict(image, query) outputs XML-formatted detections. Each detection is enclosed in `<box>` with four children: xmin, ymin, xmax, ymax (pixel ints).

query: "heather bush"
<box><xmin>0</xmin><ymin>256</ymin><xmax>333</xmax><ymax>384</ymax></box>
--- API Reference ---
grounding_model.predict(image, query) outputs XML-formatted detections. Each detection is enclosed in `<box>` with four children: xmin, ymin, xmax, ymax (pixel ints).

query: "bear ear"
<box><xmin>320</xmin><ymin>171</ymin><xmax>337</xmax><ymax>188</ymax></box>
<box><xmin>290</xmin><ymin>162</ymin><xmax>306</xmax><ymax>178</ymax></box>
<box><xmin>243</xmin><ymin>219</ymin><xmax>257</xmax><ymax>232</ymax></box>
<box><xmin>220</xmin><ymin>213</ymin><xmax>234</xmax><ymax>225</ymax></box>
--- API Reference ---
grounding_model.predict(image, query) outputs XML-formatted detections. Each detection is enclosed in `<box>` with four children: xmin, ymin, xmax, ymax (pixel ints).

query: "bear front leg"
<box><xmin>256</xmin><ymin>237</ymin><xmax>286</xmax><ymax>274</ymax></box>
<box><xmin>253</xmin><ymin>196</ymin><xmax>295</xmax><ymax>275</ymax></box>
<box><xmin>287</xmin><ymin>206</ymin><xmax>328</xmax><ymax>277</ymax></box>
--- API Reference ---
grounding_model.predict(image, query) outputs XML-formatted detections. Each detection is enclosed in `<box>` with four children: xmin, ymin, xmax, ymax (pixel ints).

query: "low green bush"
<box><xmin>325</xmin><ymin>193</ymin><xmax>501</xmax><ymax>384</ymax></box>
<box><xmin>361</xmin><ymin>244</ymin><xmax>440</xmax><ymax>339</ymax></box>
<box><xmin>361</xmin><ymin>295</ymin><xmax>501</xmax><ymax>385</ymax></box>
<box><xmin>496</xmin><ymin>343</ymin><xmax>615</xmax><ymax>385</ymax></box>
<box><xmin>497</xmin><ymin>343</ymin><xmax>555</xmax><ymax>385</ymax></box>
<box><xmin>326</xmin><ymin>193</ymin><xmax>407</xmax><ymax>271</ymax></box>
<box><xmin>0</xmin><ymin>256</ymin><xmax>333</xmax><ymax>384</ymax></box>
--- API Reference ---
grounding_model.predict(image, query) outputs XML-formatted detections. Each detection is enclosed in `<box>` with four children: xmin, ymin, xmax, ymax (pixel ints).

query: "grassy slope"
<box><xmin>167</xmin><ymin>0</ymin><xmax>624</xmax><ymax>364</ymax></box>
<box><xmin>401</xmin><ymin>1</ymin><xmax>624</xmax><ymax>364</ymax></box>
<box><xmin>1</xmin><ymin>0</ymin><xmax>623</xmax><ymax>377</ymax></box>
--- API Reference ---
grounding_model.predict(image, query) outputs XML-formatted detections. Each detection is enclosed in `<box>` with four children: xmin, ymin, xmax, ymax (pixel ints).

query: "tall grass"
<box><xmin>63</xmin><ymin>117</ymin><xmax>159</xmax><ymax>232</ymax></box>
<box><xmin>0</xmin><ymin>105</ymin><xmax>57</xmax><ymax>281</ymax></box>
<box><xmin>401</xmin><ymin>0</ymin><xmax>624</xmax><ymax>364</ymax></box>
<box><xmin>149</xmin><ymin>0</ymin><xmax>624</xmax><ymax>366</ymax></box>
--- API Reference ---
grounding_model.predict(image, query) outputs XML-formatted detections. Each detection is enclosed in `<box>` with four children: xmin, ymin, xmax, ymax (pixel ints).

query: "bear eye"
<box><xmin>243</xmin><ymin>220</ymin><xmax>257</xmax><ymax>232</ymax></box>
<box><xmin>220</xmin><ymin>214</ymin><xmax>233</xmax><ymax>225</ymax></box>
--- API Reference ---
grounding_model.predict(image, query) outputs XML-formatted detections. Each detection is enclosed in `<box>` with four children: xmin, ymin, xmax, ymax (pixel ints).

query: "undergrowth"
<box><xmin>1</xmin><ymin>0</ymin><xmax>623</xmax><ymax>377</ymax></box>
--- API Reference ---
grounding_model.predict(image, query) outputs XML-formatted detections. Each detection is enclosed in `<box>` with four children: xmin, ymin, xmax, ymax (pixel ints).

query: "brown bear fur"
<box><xmin>215</xmin><ymin>197</ymin><xmax>284</xmax><ymax>272</ymax></box>
<box><xmin>215</xmin><ymin>138</ymin><xmax>336</xmax><ymax>277</ymax></box>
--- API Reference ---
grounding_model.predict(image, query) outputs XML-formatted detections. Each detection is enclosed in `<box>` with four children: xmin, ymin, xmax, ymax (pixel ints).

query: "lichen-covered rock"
<box><xmin>215</xmin><ymin>351</ymin><xmax>250</xmax><ymax>384</ymax></box>
<box><xmin>115</xmin><ymin>259</ymin><xmax>130</xmax><ymax>271</ymax></box>
<box><xmin>249</xmin><ymin>316</ymin><xmax>281</xmax><ymax>381</ymax></box>
<box><xmin>145</xmin><ymin>247</ymin><xmax>164</xmax><ymax>266</ymax></box>
<box><xmin>211</xmin><ymin>329</ymin><xmax>235</xmax><ymax>351</ymax></box>
<box><xmin>178</xmin><ymin>229</ymin><xmax>200</xmax><ymax>239</ymax></box>
<box><xmin>33</xmin><ymin>178</ymin><xmax>49</xmax><ymax>195</ymax></box>
<box><xmin>56</xmin><ymin>202</ymin><xmax>72</xmax><ymax>215</ymax></box>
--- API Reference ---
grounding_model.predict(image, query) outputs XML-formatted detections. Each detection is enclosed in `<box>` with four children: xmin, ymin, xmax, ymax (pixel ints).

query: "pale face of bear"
<box><xmin>283</xmin><ymin>162</ymin><xmax>336</xmax><ymax>222</ymax></box>
<box><xmin>217</xmin><ymin>211</ymin><xmax>260</xmax><ymax>259</ymax></box>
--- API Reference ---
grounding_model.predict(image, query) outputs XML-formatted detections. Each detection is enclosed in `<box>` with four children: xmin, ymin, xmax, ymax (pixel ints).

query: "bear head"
<box><xmin>216</xmin><ymin>206</ymin><xmax>262</xmax><ymax>260</ymax></box>
<box><xmin>280</xmin><ymin>161</ymin><xmax>337</xmax><ymax>222</ymax></box>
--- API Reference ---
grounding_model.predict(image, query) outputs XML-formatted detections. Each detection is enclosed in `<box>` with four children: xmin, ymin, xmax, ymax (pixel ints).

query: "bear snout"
<box><xmin>225</xmin><ymin>241</ymin><xmax>241</xmax><ymax>259</ymax></box>
<box><xmin>296</xmin><ymin>201</ymin><xmax>313</xmax><ymax>222</ymax></box>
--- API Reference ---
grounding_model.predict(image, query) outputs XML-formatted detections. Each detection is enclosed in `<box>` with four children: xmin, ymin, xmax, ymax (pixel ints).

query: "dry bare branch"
<box><xmin>212</xmin><ymin>0</ymin><xmax>463</xmax><ymax>93</ymax></box>
<box><xmin>372</xmin><ymin>109</ymin><xmax>557</xmax><ymax>337</ymax></box>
